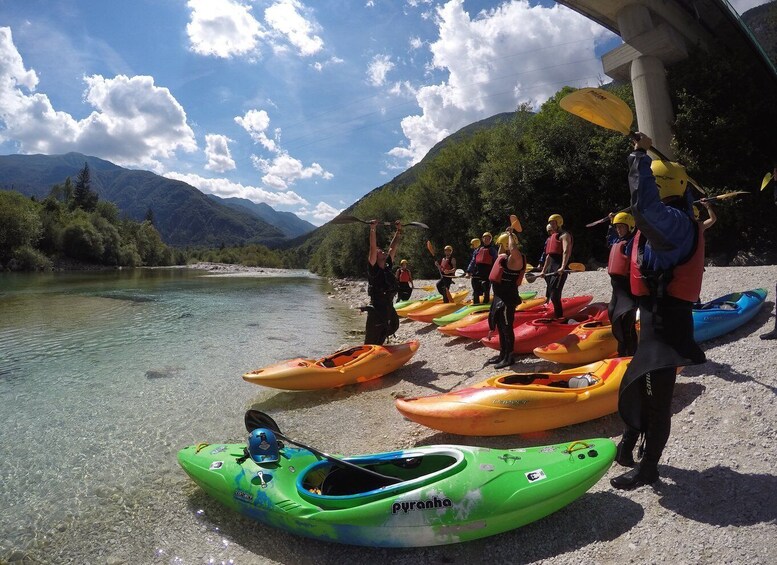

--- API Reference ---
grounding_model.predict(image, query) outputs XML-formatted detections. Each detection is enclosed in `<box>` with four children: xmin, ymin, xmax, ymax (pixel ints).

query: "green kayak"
<box><xmin>431</xmin><ymin>291</ymin><xmax>539</xmax><ymax>326</ymax></box>
<box><xmin>395</xmin><ymin>292</ymin><xmax>441</xmax><ymax>310</ymax></box>
<box><xmin>178</xmin><ymin>433</ymin><xmax>615</xmax><ymax>547</ymax></box>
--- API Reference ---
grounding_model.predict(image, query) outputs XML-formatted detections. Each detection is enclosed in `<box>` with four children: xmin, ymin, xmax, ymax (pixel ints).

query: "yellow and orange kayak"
<box><xmin>407</xmin><ymin>298</ymin><xmax>472</xmax><ymax>323</ymax></box>
<box><xmin>396</xmin><ymin>290</ymin><xmax>468</xmax><ymax>317</ymax></box>
<box><xmin>395</xmin><ymin>358</ymin><xmax>630</xmax><ymax>435</ymax></box>
<box><xmin>243</xmin><ymin>341</ymin><xmax>420</xmax><ymax>390</ymax></box>
<box><xmin>437</xmin><ymin>297</ymin><xmax>546</xmax><ymax>336</ymax></box>
<box><xmin>533</xmin><ymin>321</ymin><xmax>619</xmax><ymax>365</ymax></box>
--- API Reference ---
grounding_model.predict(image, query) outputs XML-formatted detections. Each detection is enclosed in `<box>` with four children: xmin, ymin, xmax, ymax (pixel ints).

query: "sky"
<box><xmin>0</xmin><ymin>0</ymin><xmax>769</xmax><ymax>225</ymax></box>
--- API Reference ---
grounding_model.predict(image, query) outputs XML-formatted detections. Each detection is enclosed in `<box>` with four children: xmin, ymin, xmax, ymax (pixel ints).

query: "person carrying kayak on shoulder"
<box><xmin>611</xmin><ymin>133</ymin><xmax>707</xmax><ymax>490</ymax></box>
<box><xmin>467</xmin><ymin>232</ymin><xmax>498</xmax><ymax>304</ymax></box>
<box><xmin>365</xmin><ymin>219</ymin><xmax>402</xmax><ymax>345</ymax></box>
<box><xmin>435</xmin><ymin>245</ymin><xmax>456</xmax><ymax>303</ymax></box>
<box><xmin>486</xmin><ymin>227</ymin><xmax>526</xmax><ymax>369</ymax></box>
<box><xmin>395</xmin><ymin>259</ymin><xmax>413</xmax><ymax>302</ymax></box>
<box><xmin>606</xmin><ymin>211</ymin><xmax>638</xmax><ymax>357</ymax></box>
<box><xmin>541</xmin><ymin>214</ymin><xmax>573</xmax><ymax>318</ymax></box>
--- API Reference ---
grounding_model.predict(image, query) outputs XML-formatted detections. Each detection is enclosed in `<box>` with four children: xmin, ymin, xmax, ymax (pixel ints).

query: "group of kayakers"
<box><xmin>363</xmin><ymin>134</ymin><xmax>773</xmax><ymax>492</ymax></box>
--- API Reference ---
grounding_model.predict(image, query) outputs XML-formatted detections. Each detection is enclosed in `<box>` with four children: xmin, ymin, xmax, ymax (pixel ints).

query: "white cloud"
<box><xmin>264</xmin><ymin>0</ymin><xmax>324</xmax><ymax>57</ymax></box>
<box><xmin>204</xmin><ymin>134</ymin><xmax>235</xmax><ymax>172</ymax></box>
<box><xmin>164</xmin><ymin>171</ymin><xmax>309</xmax><ymax>207</ymax></box>
<box><xmin>388</xmin><ymin>0</ymin><xmax>612</xmax><ymax>165</ymax></box>
<box><xmin>409</xmin><ymin>37</ymin><xmax>424</xmax><ymax>50</ymax></box>
<box><xmin>234</xmin><ymin>109</ymin><xmax>278</xmax><ymax>153</ymax></box>
<box><xmin>186</xmin><ymin>0</ymin><xmax>264</xmax><ymax>59</ymax></box>
<box><xmin>0</xmin><ymin>28</ymin><xmax>197</xmax><ymax>169</ymax></box>
<box><xmin>299</xmin><ymin>201</ymin><xmax>342</xmax><ymax>223</ymax></box>
<box><xmin>251</xmin><ymin>152</ymin><xmax>333</xmax><ymax>190</ymax></box>
<box><xmin>367</xmin><ymin>54</ymin><xmax>395</xmax><ymax>87</ymax></box>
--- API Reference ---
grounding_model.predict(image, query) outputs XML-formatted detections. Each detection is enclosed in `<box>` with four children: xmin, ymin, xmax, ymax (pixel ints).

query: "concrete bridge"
<box><xmin>557</xmin><ymin>0</ymin><xmax>777</xmax><ymax>159</ymax></box>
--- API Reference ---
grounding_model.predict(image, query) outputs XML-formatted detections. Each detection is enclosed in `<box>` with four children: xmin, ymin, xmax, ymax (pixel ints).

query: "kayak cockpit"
<box><xmin>297</xmin><ymin>448</ymin><xmax>465</xmax><ymax>509</ymax></box>
<box><xmin>317</xmin><ymin>346</ymin><xmax>373</xmax><ymax>368</ymax></box>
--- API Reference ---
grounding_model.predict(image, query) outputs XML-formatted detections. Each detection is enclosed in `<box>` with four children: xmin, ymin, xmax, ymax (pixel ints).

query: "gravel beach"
<box><xmin>255</xmin><ymin>265</ymin><xmax>776</xmax><ymax>564</ymax></box>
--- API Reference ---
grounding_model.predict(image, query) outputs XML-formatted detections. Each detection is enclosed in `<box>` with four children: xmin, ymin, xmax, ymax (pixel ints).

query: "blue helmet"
<box><xmin>247</xmin><ymin>428</ymin><xmax>280</xmax><ymax>464</ymax></box>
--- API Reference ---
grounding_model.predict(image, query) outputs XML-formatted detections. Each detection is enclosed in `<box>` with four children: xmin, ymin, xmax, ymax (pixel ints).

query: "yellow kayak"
<box><xmin>436</xmin><ymin>297</ymin><xmax>546</xmax><ymax>336</ymax></box>
<box><xmin>243</xmin><ymin>341</ymin><xmax>420</xmax><ymax>390</ymax></box>
<box><xmin>533</xmin><ymin>321</ymin><xmax>619</xmax><ymax>365</ymax></box>
<box><xmin>396</xmin><ymin>290</ymin><xmax>468</xmax><ymax>317</ymax></box>
<box><xmin>395</xmin><ymin>358</ymin><xmax>630</xmax><ymax>436</ymax></box>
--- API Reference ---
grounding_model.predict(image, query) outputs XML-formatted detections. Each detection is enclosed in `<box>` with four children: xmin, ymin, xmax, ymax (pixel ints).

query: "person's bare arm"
<box><xmin>368</xmin><ymin>220</ymin><xmax>379</xmax><ymax>265</ymax></box>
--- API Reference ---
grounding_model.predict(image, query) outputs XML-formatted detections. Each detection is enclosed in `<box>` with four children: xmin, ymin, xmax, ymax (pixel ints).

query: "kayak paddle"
<box><xmin>525</xmin><ymin>262</ymin><xmax>585</xmax><ymax>283</ymax></box>
<box><xmin>695</xmin><ymin>191</ymin><xmax>749</xmax><ymax>204</ymax></box>
<box><xmin>761</xmin><ymin>172</ymin><xmax>773</xmax><ymax>191</ymax></box>
<box><xmin>330</xmin><ymin>215</ymin><xmax>429</xmax><ymax>229</ymax></box>
<box><xmin>244</xmin><ymin>409</ymin><xmax>401</xmax><ymax>484</ymax></box>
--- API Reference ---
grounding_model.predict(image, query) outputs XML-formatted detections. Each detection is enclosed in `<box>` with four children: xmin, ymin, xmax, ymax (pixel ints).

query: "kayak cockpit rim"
<box><xmin>297</xmin><ymin>447</ymin><xmax>466</xmax><ymax>508</ymax></box>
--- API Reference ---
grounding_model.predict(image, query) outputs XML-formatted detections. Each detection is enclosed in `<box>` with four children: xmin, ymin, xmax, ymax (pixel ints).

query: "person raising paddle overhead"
<box><xmin>435</xmin><ymin>245</ymin><xmax>456</xmax><ymax>303</ymax></box>
<box><xmin>611</xmin><ymin>134</ymin><xmax>707</xmax><ymax>490</ymax></box>
<box><xmin>365</xmin><ymin>219</ymin><xmax>402</xmax><ymax>345</ymax></box>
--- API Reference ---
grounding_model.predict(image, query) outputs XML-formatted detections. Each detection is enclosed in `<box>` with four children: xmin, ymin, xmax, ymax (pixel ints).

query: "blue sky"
<box><xmin>0</xmin><ymin>0</ymin><xmax>767</xmax><ymax>225</ymax></box>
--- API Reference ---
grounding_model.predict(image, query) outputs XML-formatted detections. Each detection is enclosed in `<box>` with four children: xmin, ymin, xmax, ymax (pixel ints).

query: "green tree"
<box><xmin>0</xmin><ymin>191</ymin><xmax>43</xmax><ymax>264</ymax></box>
<box><xmin>72</xmin><ymin>162</ymin><xmax>98</xmax><ymax>212</ymax></box>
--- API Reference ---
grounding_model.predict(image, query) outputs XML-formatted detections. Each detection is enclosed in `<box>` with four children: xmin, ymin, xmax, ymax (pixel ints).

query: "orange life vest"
<box><xmin>629</xmin><ymin>225</ymin><xmax>704</xmax><ymax>302</ymax></box>
<box><xmin>607</xmin><ymin>239</ymin><xmax>631</xmax><ymax>277</ymax></box>
<box><xmin>440</xmin><ymin>257</ymin><xmax>454</xmax><ymax>273</ymax></box>
<box><xmin>545</xmin><ymin>232</ymin><xmax>563</xmax><ymax>255</ymax></box>
<box><xmin>489</xmin><ymin>253</ymin><xmax>526</xmax><ymax>286</ymax></box>
<box><xmin>396</xmin><ymin>268</ymin><xmax>412</xmax><ymax>283</ymax></box>
<box><xmin>475</xmin><ymin>246</ymin><xmax>494</xmax><ymax>265</ymax></box>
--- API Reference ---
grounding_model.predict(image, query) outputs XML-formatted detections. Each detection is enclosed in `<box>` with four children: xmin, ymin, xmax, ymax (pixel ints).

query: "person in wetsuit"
<box><xmin>365</xmin><ymin>220</ymin><xmax>402</xmax><ymax>345</ymax></box>
<box><xmin>435</xmin><ymin>245</ymin><xmax>456</xmax><ymax>303</ymax></box>
<box><xmin>541</xmin><ymin>214</ymin><xmax>573</xmax><ymax>318</ymax></box>
<box><xmin>467</xmin><ymin>232</ymin><xmax>498</xmax><ymax>304</ymax></box>
<box><xmin>606</xmin><ymin>211</ymin><xmax>638</xmax><ymax>357</ymax></box>
<box><xmin>486</xmin><ymin>228</ymin><xmax>526</xmax><ymax>369</ymax></box>
<box><xmin>395</xmin><ymin>259</ymin><xmax>413</xmax><ymax>302</ymax></box>
<box><xmin>611</xmin><ymin>134</ymin><xmax>707</xmax><ymax>490</ymax></box>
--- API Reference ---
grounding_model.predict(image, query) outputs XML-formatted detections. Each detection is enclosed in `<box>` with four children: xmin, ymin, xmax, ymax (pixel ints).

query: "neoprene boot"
<box><xmin>494</xmin><ymin>354</ymin><xmax>514</xmax><ymax>370</ymax></box>
<box><xmin>615</xmin><ymin>429</ymin><xmax>640</xmax><ymax>467</ymax></box>
<box><xmin>486</xmin><ymin>354</ymin><xmax>503</xmax><ymax>365</ymax></box>
<box><xmin>760</xmin><ymin>318</ymin><xmax>777</xmax><ymax>340</ymax></box>
<box><xmin>610</xmin><ymin>458</ymin><xmax>659</xmax><ymax>490</ymax></box>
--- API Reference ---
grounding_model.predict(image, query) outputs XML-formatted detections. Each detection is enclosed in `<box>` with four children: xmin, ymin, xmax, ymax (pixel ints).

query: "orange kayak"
<box><xmin>533</xmin><ymin>321</ymin><xmax>619</xmax><ymax>364</ymax></box>
<box><xmin>243</xmin><ymin>341</ymin><xmax>420</xmax><ymax>390</ymax></box>
<box><xmin>396</xmin><ymin>290</ymin><xmax>468</xmax><ymax>317</ymax></box>
<box><xmin>395</xmin><ymin>358</ymin><xmax>631</xmax><ymax>435</ymax></box>
<box><xmin>437</xmin><ymin>297</ymin><xmax>546</xmax><ymax>336</ymax></box>
<box><xmin>407</xmin><ymin>297</ymin><xmax>472</xmax><ymax>323</ymax></box>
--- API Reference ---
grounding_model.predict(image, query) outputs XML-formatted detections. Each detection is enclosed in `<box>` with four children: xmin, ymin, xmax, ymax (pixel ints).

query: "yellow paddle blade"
<box><xmin>761</xmin><ymin>172</ymin><xmax>773</xmax><ymax>191</ymax></box>
<box><xmin>714</xmin><ymin>191</ymin><xmax>749</xmax><ymax>201</ymax></box>
<box><xmin>425</xmin><ymin>240</ymin><xmax>435</xmax><ymax>257</ymax></box>
<box><xmin>687</xmin><ymin>176</ymin><xmax>707</xmax><ymax>196</ymax></box>
<box><xmin>421</xmin><ymin>285</ymin><xmax>436</xmax><ymax>292</ymax></box>
<box><xmin>525</xmin><ymin>263</ymin><xmax>535</xmax><ymax>271</ymax></box>
<box><xmin>568</xmin><ymin>262</ymin><xmax>586</xmax><ymax>272</ymax></box>
<box><xmin>559</xmin><ymin>88</ymin><xmax>633</xmax><ymax>136</ymax></box>
<box><xmin>509</xmin><ymin>214</ymin><xmax>523</xmax><ymax>233</ymax></box>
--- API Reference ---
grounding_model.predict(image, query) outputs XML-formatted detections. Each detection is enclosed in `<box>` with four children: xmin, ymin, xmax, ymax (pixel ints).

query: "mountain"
<box><xmin>207</xmin><ymin>195</ymin><xmax>315</xmax><ymax>238</ymax></box>
<box><xmin>742</xmin><ymin>1</ymin><xmax>777</xmax><ymax>64</ymax></box>
<box><xmin>0</xmin><ymin>152</ymin><xmax>289</xmax><ymax>247</ymax></box>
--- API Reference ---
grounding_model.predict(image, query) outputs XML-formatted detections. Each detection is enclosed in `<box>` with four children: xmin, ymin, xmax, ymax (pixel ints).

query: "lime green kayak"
<box><xmin>178</xmin><ymin>435</ymin><xmax>615</xmax><ymax>547</ymax></box>
<box><xmin>395</xmin><ymin>292</ymin><xmax>441</xmax><ymax>310</ymax></box>
<box><xmin>432</xmin><ymin>291</ymin><xmax>539</xmax><ymax>326</ymax></box>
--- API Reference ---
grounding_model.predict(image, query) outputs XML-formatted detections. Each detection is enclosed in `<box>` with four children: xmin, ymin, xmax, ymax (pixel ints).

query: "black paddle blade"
<box><xmin>403</xmin><ymin>221</ymin><xmax>429</xmax><ymax>229</ymax></box>
<box><xmin>245</xmin><ymin>409</ymin><xmax>281</xmax><ymax>433</ymax></box>
<box><xmin>329</xmin><ymin>215</ymin><xmax>367</xmax><ymax>225</ymax></box>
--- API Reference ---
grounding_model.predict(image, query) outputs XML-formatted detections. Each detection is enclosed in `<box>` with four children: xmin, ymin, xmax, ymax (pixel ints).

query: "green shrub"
<box><xmin>12</xmin><ymin>245</ymin><xmax>52</xmax><ymax>271</ymax></box>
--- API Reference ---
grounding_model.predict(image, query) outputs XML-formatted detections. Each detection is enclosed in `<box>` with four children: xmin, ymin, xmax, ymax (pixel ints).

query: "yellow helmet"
<box><xmin>494</xmin><ymin>233</ymin><xmax>510</xmax><ymax>252</ymax></box>
<box><xmin>612</xmin><ymin>212</ymin><xmax>635</xmax><ymax>231</ymax></box>
<box><xmin>481</xmin><ymin>231</ymin><xmax>493</xmax><ymax>240</ymax></box>
<box><xmin>693</xmin><ymin>205</ymin><xmax>700</xmax><ymax>220</ymax></box>
<box><xmin>651</xmin><ymin>160</ymin><xmax>689</xmax><ymax>200</ymax></box>
<box><xmin>470</xmin><ymin>238</ymin><xmax>481</xmax><ymax>249</ymax></box>
<box><xmin>548</xmin><ymin>213</ymin><xmax>563</xmax><ymax>228</ymax></box>
<box><xmin>400</xmin><ymin>259</ymin><xmax>408</xmax><ymax>266</ymax></box>
<box><xmin>444</xmin><ymin>245</ymin><xmax>453</xmax><ymax>253</ymax></box>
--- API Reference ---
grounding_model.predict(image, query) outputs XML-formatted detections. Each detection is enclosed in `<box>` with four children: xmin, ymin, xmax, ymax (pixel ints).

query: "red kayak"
<box><xmin>480</xmin><ymin>303</ymin><xmax>610</xmax><ymax>354</ymax></box>
<box><xmin>455</xmin><ymin>295</ymin><xmax>594</xmax><ymax>340</ymax></box>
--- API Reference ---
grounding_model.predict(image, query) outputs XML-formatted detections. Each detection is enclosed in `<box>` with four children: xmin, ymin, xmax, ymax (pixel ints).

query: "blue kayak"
<box><xmin>693</xmin><ymin>288</ymin><xmax>768</xmax><ymax>342</ymax></box>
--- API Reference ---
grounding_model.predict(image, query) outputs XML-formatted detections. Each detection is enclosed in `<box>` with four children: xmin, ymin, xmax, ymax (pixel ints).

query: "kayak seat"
<box><xmin>320</xmin><ymin>466</ymin><xmax>398</xmax><ymax>496</ymax></box>
<box><xmin>500</xmin><ymin>374</ymin><xmax>546</xmax><ymax>385</ymax></box>
<box><xmin>319</xmin><ymin>346</ymin><xmax>368</xmax><ymax>368</ymax></box>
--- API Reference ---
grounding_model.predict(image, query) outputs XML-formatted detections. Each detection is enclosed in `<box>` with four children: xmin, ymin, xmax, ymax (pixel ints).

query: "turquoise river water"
<box><xmin>0</xmin><ymin>268</ymin><xmax>361</xmax><ymax>563</ymax></box>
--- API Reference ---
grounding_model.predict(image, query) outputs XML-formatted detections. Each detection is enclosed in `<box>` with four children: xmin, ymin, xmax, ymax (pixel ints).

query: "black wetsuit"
<box><xmin>468</xmin><ymin>245</ymin><xmax>497</xmax><ymax>304</ymax></box>
<box><xmin>365</xmin><ymin>258</ymin><xmax>399</xmax><ymax>345</ymax></box>
<box><xmin>435</xmin><ymin>256</ymin><xmax>455</xmax><ymax>303</ymax></box>
<box><xmin>488</xmin><ymin>255</ymin><xmax>525</xmax><ymax>362</ymax></box>
<box><xmin>607</xmin><ymin>229</ymin><xmax>638</xmax><ymax>356</ymax></box>
<box><xmin>395</xmin><ymin>267</ymin><xmax>413</xmax><ymax>302</ymax></box>
<box><xmin>544</xmin><ymin>232</ymin><xmax>570</xmax><ymax>318</ymax></box>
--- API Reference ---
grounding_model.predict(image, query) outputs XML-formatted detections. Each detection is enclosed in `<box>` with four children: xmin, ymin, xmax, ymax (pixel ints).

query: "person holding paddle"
<box><xmin>486</xmin><ymin>227</ymin><xmax>526</xmax><ymax>369</ymax></box>
<box><xmin>365</xmin><ymin>219</ymin><xmax>402</xmax><ymax>345</ymax></box>
<box><xmin>435</xmin><ymin>245</ymin><xmax>457</xmax><ymax>303</ymax></box>
<box><xmin>540</xmin><ymin>214</ymin><xmax>573</xmax><ymax>318</ymax></box>
<box><xmin>611</xmin><ymin>134</ymin><xmax>707</xmax><ymax>490</ymax></box>
<box><xmin>606</xmin><ymin>211</ymin><xmax>638</xmax><ymax>357</ymax></box>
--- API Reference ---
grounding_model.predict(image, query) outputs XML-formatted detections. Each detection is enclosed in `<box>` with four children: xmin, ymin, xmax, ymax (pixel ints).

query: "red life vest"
<box><xmin>396</xmin><ymin>268</ymin><xmax>412</xmax><ymax>283</ymax></box>
<box><xmin>475</xmin><ymin>246</ymin><xmax>494</xmax><ymax>265</ymax></box>
<box><xmin>489</xmin><ymin>253</ymin><xmax>526</xmax><ymax>286</ymax></box>
<box><xmin>440</xmin><ymin>257</ymin><xmax>454</xmax><ymax>273</ymax></box>
<box><xmin>545</xmin><ymin>232</ymin><xmax>563</xmax><ymax>255</ymax></box>
<box><xmin>607</xmin><ymin>239</ymin><xmax>631</xmax><ymax>277</ymax></box>
<box><xmin>629</xmin><ymin>226</ymin><xmax>704</xmax><ymax>302</ymax></box>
